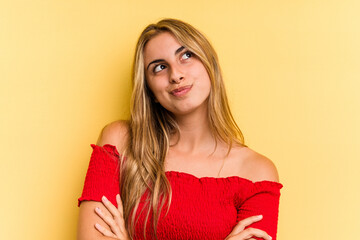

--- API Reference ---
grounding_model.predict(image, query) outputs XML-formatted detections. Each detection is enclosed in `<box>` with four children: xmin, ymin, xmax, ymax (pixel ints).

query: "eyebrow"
<box><xmin>146</xmin><ymin>46</ymin><xmax>185</xmax><ymax>70</ymax></box>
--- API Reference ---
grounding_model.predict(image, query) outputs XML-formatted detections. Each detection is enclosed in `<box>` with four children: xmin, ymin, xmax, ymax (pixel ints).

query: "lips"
<box><xmin>170</xmin><ymin>85</ymin><xmax>193</xmax><ymax>97</ymax></box>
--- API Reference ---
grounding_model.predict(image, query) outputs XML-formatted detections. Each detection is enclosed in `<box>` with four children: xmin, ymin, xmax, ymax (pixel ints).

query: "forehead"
<box><xmin>143</xmin><ymin>32</ymin><xmax>182</xmax><ymax>62</ymax></box>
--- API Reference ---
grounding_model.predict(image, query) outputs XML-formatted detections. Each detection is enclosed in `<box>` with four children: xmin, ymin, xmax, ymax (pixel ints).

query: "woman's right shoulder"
<box><xmin>96</xmin><ymin>120</ymin><xmax>130</xmax><ymax>154</ymax></box>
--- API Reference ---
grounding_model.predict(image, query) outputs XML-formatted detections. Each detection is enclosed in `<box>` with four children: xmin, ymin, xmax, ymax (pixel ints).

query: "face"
<box><xmin>143</xmin><ymin>32</ymin><xmax>211</xmax><ymax>116</ymax></box>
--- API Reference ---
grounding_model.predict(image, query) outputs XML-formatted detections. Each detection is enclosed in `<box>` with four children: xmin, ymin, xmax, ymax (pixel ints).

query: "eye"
<box><xmin>181</xmin><ymin>51</ymin><xmax>193</xmax><ymax>60</ymax></box>
<box><xmin>153</xmin><ymin>64</ymin><xmax>166</xmax><ymax>73</ymax></box>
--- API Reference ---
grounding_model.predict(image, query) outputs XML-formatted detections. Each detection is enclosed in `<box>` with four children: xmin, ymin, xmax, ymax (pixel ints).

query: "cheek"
<box><xmin>146</xmin><ymin>77</ymin><xmax>169</xmax><ymax>98</ymax></box>
<box><xmin>193</xmin><ymin>65</ymin><xmax>211</xmax><ymax>90</ymax></box>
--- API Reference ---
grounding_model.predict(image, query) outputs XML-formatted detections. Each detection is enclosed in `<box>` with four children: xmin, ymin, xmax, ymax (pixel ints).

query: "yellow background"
<box><xmin>1</xmin><ymin>0</ymin><xmax>359</xmax><ymax>239</ymax></box>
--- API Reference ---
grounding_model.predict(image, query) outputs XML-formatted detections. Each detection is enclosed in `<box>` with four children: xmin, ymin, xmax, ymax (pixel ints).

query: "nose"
<box><xmin>170</xmin><ymin>65</ymin><xmax>184</xmax><ymax>84</ymax></box>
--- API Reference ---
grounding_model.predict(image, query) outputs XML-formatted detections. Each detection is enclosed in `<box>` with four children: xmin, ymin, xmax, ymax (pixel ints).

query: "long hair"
<box><xmin>120</xmin><ymin>18</ymin><xmax>245</xmax><ymax>239</ymax></box>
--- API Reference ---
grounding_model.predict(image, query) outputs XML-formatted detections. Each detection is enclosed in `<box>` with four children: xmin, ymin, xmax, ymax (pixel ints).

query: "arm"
<box><xmin>77</xmin><ymin>121</ymin><xmax>130</xmax><ymax>240</ymax></box>
<box><xmin>78</xmin><ymin>201</ymin><xmax>120</xmax><ymax>240</ymax></box>
<box><xmin>236</xmin><ymin>182</ymin><xmax>282</xmax><ymax>240</ymax></box>
<box><xmin>225</xmin><ymin>215</ymin><xmax>272</xmax><ymax>240</ymax></box>
<box><xmin>235</xmin><ymin>153</ymin><xmax>282</xmax><ymax>240</ymax></box>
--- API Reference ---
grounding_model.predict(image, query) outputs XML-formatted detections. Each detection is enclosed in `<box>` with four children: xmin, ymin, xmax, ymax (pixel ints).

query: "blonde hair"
<box><xmin>120</xmin><ymin>18</ymin><xmax>245</xmax><ymax>239</ymax></box>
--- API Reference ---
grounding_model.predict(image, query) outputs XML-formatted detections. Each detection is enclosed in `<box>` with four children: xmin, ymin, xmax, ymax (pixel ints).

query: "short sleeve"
<box><xmin>236</xmin><ymin>181</ymin><xmax>283</xmax><ymax>240</ymax></box>
<box><xmin>77</xmin><ymin>144</ymin><xmax>121</xmax><ymax>207</ymax></box>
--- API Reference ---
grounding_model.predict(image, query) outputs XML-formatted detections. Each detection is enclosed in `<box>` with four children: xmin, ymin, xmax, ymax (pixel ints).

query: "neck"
<box><xmin>170</xmin><ymin>106</ymin><xmax>215</xmax><ymax>154</ymax></box>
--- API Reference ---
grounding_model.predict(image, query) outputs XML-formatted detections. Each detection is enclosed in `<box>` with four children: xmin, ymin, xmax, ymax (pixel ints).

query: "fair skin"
<box><xmin>77</xmin><ymin>32</ymin><xmax>279</xmax><ymax>240</ymax></box>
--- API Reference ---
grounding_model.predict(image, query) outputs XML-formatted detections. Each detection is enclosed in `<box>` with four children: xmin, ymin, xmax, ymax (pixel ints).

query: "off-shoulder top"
<box><xmin>78</xmin><ymin>144</ymin><xmax>283</xmax><ymax>240</ymax></box>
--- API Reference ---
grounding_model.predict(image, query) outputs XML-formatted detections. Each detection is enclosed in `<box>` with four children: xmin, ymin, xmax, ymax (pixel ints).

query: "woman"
<box><xmin>77</xmin><ymin>18</ymin><xmax>282</xmax><ymax>240</ymax></box>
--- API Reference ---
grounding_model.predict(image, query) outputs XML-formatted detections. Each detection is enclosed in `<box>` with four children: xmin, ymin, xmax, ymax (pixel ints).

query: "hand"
<box><xmin>224</xmin><ymin>215</ymin><xmax>272</xmax><ymax>240</ymax></box>
<box><xmin>94</xmin><ymin>194</ymin><xmax>130</xmax><ymax>240</ymax></box>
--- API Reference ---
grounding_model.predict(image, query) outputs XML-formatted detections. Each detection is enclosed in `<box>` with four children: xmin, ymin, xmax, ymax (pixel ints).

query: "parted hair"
<box><xmin>120</xmin><ymin>18</ymin><xmax>245</xmax><ymax>239</ymax></box>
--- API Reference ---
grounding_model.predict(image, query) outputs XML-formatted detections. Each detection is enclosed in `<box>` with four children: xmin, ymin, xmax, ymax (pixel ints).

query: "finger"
<box><xmin>102</xmin><ymin>196</ymin><xmax>121</xmax><ymax>219</ymax></box>
<box><xmin>116</xmin><ymin>194</ymin><xmax>124</xmax><ymax>216</ymax></box>
<box><xmin>95</xmin><ymin>207</ymin><xmax>122</xmax><ymax>237</ymax></box>
<box><xmin>95</xmin><ymin>223</ymin><xmax>118</xmax><ymax>238</ymax></box>
<box><xmin>236</xmin><ymin>227</ymin><xmax>272</xmax><ymax>240</ymax></box>
<box><xmin>102</xmin><ymin>195</ymin><xmax>126</xmax><ymax>237</ymax></box>
<box><xmin>230</xmin><ymin>215</ymin><xmax>263</xmax><ymax>236</ymax></box>
<box><xmin>115</xmin><ymin>194</ymin><xmax>128</xmax><ymax>236</ymax></box>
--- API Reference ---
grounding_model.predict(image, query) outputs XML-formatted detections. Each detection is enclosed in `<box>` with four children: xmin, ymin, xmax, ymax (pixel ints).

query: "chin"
<box><xmin>172</xmin><ymin>104</ymin><xmax>207</xmax><ymax>116</ymax></box>
<box><xmin>158</xmin><ymin>96</ymin><xmax>209</xmax><ymax>116</ymax></box>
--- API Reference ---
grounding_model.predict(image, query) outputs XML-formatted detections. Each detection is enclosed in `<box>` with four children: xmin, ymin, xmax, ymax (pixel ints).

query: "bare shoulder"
<box><xmin>96</xmin><ymin>120</ymin><xmax>129</xmax><ymax>153</ymax></box>
<box><xmin>234</xmin><ymin>146</ymin><xmax>279</xmax><ymax>183</ymax></box>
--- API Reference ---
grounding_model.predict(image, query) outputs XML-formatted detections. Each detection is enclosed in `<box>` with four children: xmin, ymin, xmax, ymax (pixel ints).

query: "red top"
<box><xmin>78</xmin><ymin>144</ymin><xmax>283</xmax><ymax>240</ymax></box>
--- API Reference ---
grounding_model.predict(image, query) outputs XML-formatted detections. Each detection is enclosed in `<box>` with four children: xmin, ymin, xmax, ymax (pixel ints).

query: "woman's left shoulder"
<box><xmin>232</xmin><ymin>146</ymin><xmax>279</xmax><ymax>183</ymax></box>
